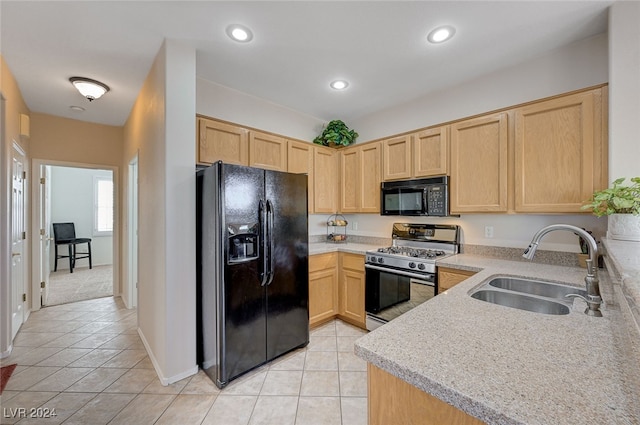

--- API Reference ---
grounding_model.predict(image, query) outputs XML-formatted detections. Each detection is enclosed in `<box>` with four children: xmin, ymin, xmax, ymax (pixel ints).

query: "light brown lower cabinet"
<box><xmin>339</xmin><ymin>253</ymin><xmax>366</xmax><ymax>328</ymax></box>
<box><xmin>438</xmin><ymin>267</ymin><xmax>477</xmax><ymax>292</ymax></box>
<box><xmin>309</xmin><ymin>253</ymin><xmax>338</xmax><ymax>328</ymax></box>
<box><xmin>368</xmin><ymin>363</ymin><xmax>485</xmax><ymax>425</ymax></box>
<box><xmin>308</xmin><ymin>252</ymin><xmax>366</xmax><ymax>329</ymax></box>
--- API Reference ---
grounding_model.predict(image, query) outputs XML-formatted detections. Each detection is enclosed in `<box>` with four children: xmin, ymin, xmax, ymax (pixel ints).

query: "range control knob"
<box><xmin>377</xmin><ymin>257</ymin><xmax>384</xmax><ymax>264</ymax></box>
<box><xmin>417</xmin><ymin>263</ymin><xmax>426</xmax><ymax>270</ymax></box>
<box><xmin>409</xmin><ymin>262</ymin><xmax>416</xmax><ymax>268</ymax></box>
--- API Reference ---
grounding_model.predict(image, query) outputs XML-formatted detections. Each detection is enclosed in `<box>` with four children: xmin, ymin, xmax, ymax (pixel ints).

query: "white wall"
<box><xmin>123</xmin><ymin>39</ymin><xmax>197</xmax><ymax>385</ymax></box>
<box><xmin>196</xmin><ymin>78</ymin><xmax>324</xmax><ymax>142</ymax></box>
<box><xmin>609</xmin><ymin>1</ymin><xmax>640</xmax><ymax>180</ymax></box>
<box><xmin>50</xmin><ymin>166</ymin><xmax>113</xmax><ymax>270</ymax></box>
<box><xmin>311</xmin><ymin>213</ymin><xmax>607</xmax><ymax>253</ymax></box>
<box><xmin>351</xmin><ymin>33</ymin><xmax>608</xmax><ymax>142</ymax></box>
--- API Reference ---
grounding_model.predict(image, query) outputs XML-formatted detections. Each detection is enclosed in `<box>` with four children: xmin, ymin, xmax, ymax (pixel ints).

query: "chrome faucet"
<box><xmin>523</xmin><ymin>224</ymin><xmax>602</xmax><ymax>317</ymax></box>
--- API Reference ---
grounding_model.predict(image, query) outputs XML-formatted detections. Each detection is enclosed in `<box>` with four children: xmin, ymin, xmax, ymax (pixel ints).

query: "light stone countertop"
<box><xmin>355</xmin><ymin>248</ymin><xmax>640</xmax><ymax>424</ymax></box>
<box><xmin>309</xmin><ymin>242</ymin><xmax>381</xmax><ymax>256</ymax></box>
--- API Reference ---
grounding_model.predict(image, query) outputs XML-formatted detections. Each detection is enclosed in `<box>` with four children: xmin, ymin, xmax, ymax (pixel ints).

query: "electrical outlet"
<box><xmin>352</xmin><ymin>221</ymin><xmax>358</xmax><ymax>231</ymax></box>
<box><xmin>484</xmin><ymin>226</ymin><xmax>494</xmax><ymax>238</ymax></box>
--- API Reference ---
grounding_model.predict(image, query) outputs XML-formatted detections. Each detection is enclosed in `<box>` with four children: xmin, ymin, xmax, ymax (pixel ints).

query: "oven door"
<box><xmin>365</xmin><ymin>264</ymin><xmax>435</xmax><ymax>330</ymax></box>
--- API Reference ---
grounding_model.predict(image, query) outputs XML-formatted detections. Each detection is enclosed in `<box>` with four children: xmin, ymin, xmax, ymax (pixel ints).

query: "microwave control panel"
<box><xmin>426</xmin><ymin>185</ymin><xmax>447</xmax><ymax>216</ymax></box>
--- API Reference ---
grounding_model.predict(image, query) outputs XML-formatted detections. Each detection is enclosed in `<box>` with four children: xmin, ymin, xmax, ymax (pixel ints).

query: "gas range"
<box><xmin>364</xmin><ymin>223</ymin><xmax>460</xmax><ymax>331</ymax></box>
<box><xmin>365</xmin><ymin>223</ymin><xmax>460</xmax><ymax>275</ymax></box>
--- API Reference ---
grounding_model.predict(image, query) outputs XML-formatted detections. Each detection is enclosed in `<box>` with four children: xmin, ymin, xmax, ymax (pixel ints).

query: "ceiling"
<box><xmin>1</xmin><ymin>1</ymin><xmax>613</xmax><ymax>127</ymax></box>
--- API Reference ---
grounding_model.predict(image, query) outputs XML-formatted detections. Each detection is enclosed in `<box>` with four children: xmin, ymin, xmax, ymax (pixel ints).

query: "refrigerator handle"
<box><xmin>266</xmin><ymin>199</ymin><xmax>275</xmax><ymax>285</ymax></box>
<box><xmin>258</xmin><ymin>200</ymin><xmax>268</xmax><ymax>286</ymax></box>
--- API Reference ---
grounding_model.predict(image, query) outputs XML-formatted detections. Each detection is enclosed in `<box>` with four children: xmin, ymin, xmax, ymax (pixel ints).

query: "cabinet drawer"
<box><xmin>341</xmin><ymin>253</ymin><xmax>365</xmax><ymax>271</ymax></box>
<box><xmin>438</xmin><ymin>267</ymin><xmax>476</xmax><ymax>292</ymax></box>
<box><xmin>309</xmin><ymin>253</ymin><xmax>338</xmax><ymax>273</ymax></box>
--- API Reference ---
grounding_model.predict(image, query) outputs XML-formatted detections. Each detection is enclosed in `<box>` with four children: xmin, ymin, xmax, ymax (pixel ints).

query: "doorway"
<box><xmin>31</xmin><ymin>160</ymin><xmax>119</xmax><ymax>310</ymax></box>
<box><xmin>126</xmin><ymin>154</ymin><xmax>138</xmax><ymax>308</ymax></box>
<box><xmin>11</xmin><ymin>142</ymin><xmax>27</xmax><ymax>340</ymax></box>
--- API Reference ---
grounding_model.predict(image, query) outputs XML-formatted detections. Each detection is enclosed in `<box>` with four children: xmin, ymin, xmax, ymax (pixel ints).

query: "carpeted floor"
<box><xmin>0</xmin><ymin>363</ymin><xmax>17</xmax><ymax>395</ymax></box>
<box><xmin>45</xmin><ymin>265</ymin><xmax>113</xmax><ymax>306</ymax></box>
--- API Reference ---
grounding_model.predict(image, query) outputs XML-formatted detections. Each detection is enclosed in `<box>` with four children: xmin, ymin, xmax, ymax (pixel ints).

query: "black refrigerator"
<box><xmin>196</xmin><ymin>161</ymin><xmax>309</xmax><ymax>388</ymax></box>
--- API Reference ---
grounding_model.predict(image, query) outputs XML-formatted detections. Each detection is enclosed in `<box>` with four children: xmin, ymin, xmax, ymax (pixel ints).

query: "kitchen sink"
<box><xmin>487</xmin><ymin>276</ymin><xmax>586</xmax><ymax>300</ymax></box>
<box><xmin>470</xmin><ymin>289</ymin><xmax>570</xmax><ymax>315</ymax></box>
<box><xmin>469</xmin><ymin>276</ymin><xmax>584</xmax><ymax>315</ymax></box>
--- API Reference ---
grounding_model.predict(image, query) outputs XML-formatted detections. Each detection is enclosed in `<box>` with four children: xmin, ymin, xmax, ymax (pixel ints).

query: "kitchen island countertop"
<box><xmin>355</xmin><ymin>243</ymin><xmax>640</xmax><ymax>424</ymax></box>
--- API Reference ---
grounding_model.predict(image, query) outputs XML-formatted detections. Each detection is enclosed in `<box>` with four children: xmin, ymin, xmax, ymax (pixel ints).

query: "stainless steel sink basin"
<box><xmin>487</xmin><ymin>277</ymin><xmax>586</xmax><ymax>300</ymax></box>
<box><xmin>470</xmin><ymin>289</ymin><xmax>570</xmax><ymax>315</ymax></box>
<box><xmin>468</xmin><ymin>276</ymin><xmax>584</xmax><ymax>315</ymax></box>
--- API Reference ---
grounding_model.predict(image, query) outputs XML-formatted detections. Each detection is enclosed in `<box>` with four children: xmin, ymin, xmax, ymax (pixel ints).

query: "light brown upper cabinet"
<box><xmin>413</xmin><ymin>126</ymin><xmax>449</xmax><ymax>177</ymax></box>
<box><xmin>382</xmin><ymin>135</ymin><xmax>413</xmax><ymax>181</ymax></box>
<box><xmin>287</xmin><ymin>140</ymin><xmax>314</xmax><ymax>212</ymax></box>
<box><xmin>514</xmin><ymin>88</ymin><xmax>606</xmax><ymax>213</ymax></box>
<box><xmin>450</xmin><ymin>112</ymin><xmax>509</xmax><ymax>213</ymax></box>
<box><xmin>313</xmin><ymin>146</ymin><xmax>339</xmax><ymax>214</ymax></box>
<box><xmin>340</xmin><ymin>147</ymin><xmax>359</xmax><ymax>213</ymax></box>
<box><xmin>249</xmin><ymin>131</ymin><xmax>288</xmax><ymax>171</ymax></box>
<box><xmin>197</xmin><ymin>118</ymin><xmax>248</xmax><ymax>165</ymax></box>
<box><xmin>383</xmin><ymin>127</ymin><xmax>448</xmax><ymax>181</ymax></box>
<box><xmin>339</xmin><ymin>142</ymin><xmax>382</xmax><ymax>214</ymax></box>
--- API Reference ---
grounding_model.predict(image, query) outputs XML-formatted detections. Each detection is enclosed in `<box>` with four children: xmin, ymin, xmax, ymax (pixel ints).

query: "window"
<box><xmin>94</xmin><ymin>176</ymin><xmax>113</xmax><ymax>235</ymax></box>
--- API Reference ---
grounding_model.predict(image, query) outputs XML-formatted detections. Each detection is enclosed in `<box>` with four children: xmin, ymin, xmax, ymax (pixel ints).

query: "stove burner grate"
<box><xmin>376</xmin><ymin>246</ymin><xmax>446</xmax><ymax>259</ymax></box>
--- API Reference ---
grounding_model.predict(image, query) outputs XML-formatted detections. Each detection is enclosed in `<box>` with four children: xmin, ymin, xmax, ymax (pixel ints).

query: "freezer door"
<box><xmin>265</xmin><ymin>170</ymin><xmax>310</xmax><ymax>361</ymax></box>
<box><xmin>220</xmin><ymin>163</ymin><xmax>268</xmax><ymax>384</ymax></box>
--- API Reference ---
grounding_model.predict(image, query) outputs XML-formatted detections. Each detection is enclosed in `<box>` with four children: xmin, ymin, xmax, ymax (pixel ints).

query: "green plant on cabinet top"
<box><xmin>313</xmin><ymin>120</ymin><xmax>359</xmax><ymax>147</ymax></box>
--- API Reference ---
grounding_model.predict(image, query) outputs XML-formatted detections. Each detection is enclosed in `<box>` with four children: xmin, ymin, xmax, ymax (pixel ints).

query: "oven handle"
<box><xmin>365</xmin><ymin>264</ymin><xmax>435</xmax><ymax>284</ymax></box>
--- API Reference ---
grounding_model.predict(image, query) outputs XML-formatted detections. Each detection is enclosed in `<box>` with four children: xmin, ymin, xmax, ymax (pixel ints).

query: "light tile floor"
<box><xmin>0</xmin><ymin>297</ymin><xmax>368</xmax><ymax>425</ymax></box>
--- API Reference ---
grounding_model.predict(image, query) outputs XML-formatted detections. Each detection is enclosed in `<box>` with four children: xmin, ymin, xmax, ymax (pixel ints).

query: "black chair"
<box><xmin>52</xmin><ymin>223</ymin><xmax>92</xmax><ymax>273</ymax></box>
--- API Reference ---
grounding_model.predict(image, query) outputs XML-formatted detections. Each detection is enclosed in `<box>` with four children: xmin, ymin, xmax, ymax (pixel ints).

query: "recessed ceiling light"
<box><xmin>226</xmin><ymin>24</ymin><xmax>253</xmax><ymax>42</ymax></box>
<box><xmin>69</xmin><ymin>105</ymin><xmax>85</xmax><ymax>113</ymax></box>
<box><xmin>427</xmin><ymin>25</ymin><xmax>456</xmax><ymax>44</ymax></box>
<box><xmin>330</xmin><ymin>80</ymin><xmax>349</xmax><ymax>90</ymax></box>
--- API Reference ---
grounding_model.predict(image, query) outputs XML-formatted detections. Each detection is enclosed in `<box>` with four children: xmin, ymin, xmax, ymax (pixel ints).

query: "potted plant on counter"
<box><xmin>313</xmin><ymin>120</ymin><xmax>358</xmax><ymax>148</ymax></box>
<box><xmin>582</xmin><ymin>177</ymin><xmax>640</xmax><ymax>242</ymax></box>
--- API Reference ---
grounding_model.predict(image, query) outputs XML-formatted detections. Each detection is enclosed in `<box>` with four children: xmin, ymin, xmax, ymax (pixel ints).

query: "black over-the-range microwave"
<box><xmin>380</xmin><ymin>176</ymin><xmax>449</xmax><ymax>216</ymax></box>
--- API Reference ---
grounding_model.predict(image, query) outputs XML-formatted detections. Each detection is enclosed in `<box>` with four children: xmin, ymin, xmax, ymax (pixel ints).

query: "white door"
<box><xmin>40</xmin><ymin>165</ymin><xmax>52</xmax><ymax>305</ymax></box>
<box><xmin>127</xmin><ymin>155</ymin><xmax>139</xmax><ymax>308</ymax></box>
<box><xmin>11</xmin><ymin>143</ymin><xmax>26</xmax><ymax>339</ymax></box>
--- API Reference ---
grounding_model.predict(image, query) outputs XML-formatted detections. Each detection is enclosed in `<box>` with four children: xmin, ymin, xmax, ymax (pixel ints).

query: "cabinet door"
<box><xmin>438</xmin><ymin>267</ymin><xmax>476</xmax><ymax>292</ymax></box>
<box><xmin>249</xmin><ymin>131</ymin><xmax>288</xmax><ymax>171</ymax></box>
<box><xmin>414</xmin><ymin>126</ymin><xmax>449</xmax><ymax>177</ymax></box>
<box><xmin>288</xmin><ymin>140</ymin><xmax>314</xmax><ymax>212</ymax></box>
<box><xmin>359</xmin><ymin>142</ymin><xmax>382</xmax><ymax>213</ymax></box>
<box><xmin>383</xmin><ymin>135</ymin><xmax>413</xmax><ymax>181</ymax></box>
<box><xmin>197</xmin><ymin>118</ymin><xmax>248</xmax><ymax>165</ymax></box>
<box><xmin>450</xmin><ymin>113</ymin><xmax>508</xmax><ymax>213</ymax></box>
<box><xmin>309</xmin><ymin>253</ymin><xmax>338</xmax><ymax>327</ymax></box>
<box><xmin>313</xmin><ymin>146</ymin><xmax>338</xmax><ymax>213</ymax></box>
<box><xmin>514</xmin><ymin>89</ymin><xmax>603</xmax><ymax>213</ymax></box>
<box><xmin>340</xmin><ymin>146</ymin><xmax>360</xmax><ymax>213</ymax></box>
<box><xmin>339</xmin><ymin>253</ymin><xmax>366</xmax><ymax>328</ymax></box>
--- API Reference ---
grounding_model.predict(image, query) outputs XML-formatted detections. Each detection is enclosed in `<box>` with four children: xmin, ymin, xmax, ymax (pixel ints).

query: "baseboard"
<box><xmin>137</xmin><ymin>327</ymin><xmax>198</xmax><ymax>386</ymax></box>
<box><xmin>1</xmin><ymin>344</ymin><xmax>13</xmax><ymax>359</ymax></box>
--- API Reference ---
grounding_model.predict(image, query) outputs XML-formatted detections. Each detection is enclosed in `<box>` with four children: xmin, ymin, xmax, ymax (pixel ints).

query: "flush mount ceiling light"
<box><xmin>69</xmin><ymin>77</ymin><xmax>110</xmax><ymax>101</ymax></box>
<box><xmin>330</xmin><ymin>80</ymin><xmax>349</xmax><ymax>90</ymax></box>
<box><xmin>226</xmin><ymin>24</ymin><xmax>253</xmax><ymax>42</ymax></box>
<box><xmin>427</xmin><ymin>25</ymin><xmax>456</xmax><ymax>44</ymax></box>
